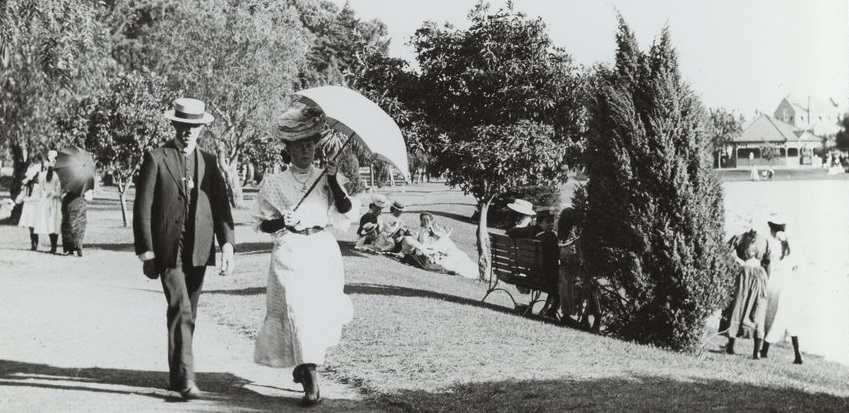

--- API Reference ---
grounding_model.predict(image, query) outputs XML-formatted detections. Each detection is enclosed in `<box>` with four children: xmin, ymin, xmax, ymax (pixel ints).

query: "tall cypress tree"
<box><xmin>581</xmin><ymin>17</ymin><xmax>732</xmax><ymax>352</ymax></box>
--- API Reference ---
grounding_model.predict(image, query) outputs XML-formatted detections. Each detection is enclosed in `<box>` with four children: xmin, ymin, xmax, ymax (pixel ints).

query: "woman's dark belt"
<box><xmin>285</xmin><ymin>226</ymin><xmax>325</xmax><ymax>235</ymax></box>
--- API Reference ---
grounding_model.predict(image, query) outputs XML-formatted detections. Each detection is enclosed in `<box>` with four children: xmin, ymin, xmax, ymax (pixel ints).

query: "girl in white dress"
<box><xmin>18</xmin><ymin>152</ymin><xmax>62</xmax><ymax>253</ymax></box>
<box><xmin>253</xmin><ymin>106</ymin><xmax>358</xmax><ymax>406</ymax></box>
<box><xmin>760</xmin><ymin>217</ymin><xmax>803</xmax><ymax>364</ymax></box>
<box><xmin>416</xmin><ymin>212</ymin><xmax>478</xmax><ymax>279</ymax></box>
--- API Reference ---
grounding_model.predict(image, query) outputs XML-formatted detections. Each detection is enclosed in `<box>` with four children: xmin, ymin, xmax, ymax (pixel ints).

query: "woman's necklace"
<box><xmin>290</xmin><ymin>166</ymin><xmax>314</xmax><ymax>193</ymax></box>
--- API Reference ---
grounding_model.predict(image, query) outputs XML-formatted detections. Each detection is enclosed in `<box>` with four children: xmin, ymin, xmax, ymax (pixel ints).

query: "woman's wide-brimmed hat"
<box><xmin>164</xmin><ymin>98</ymin><xmax>214</xmax><ymax>125</ymax></box>
<box><xmin>276</xmin><ymin>105</ymin><xmax>326</xmax><ymax>142</ymax></box>
<box><xmin>370</xmin><ymin>193</ymin><xmax>388</xmax><ymax>209</ymax></box>
<box><xmin>506</xmin><ymin>199</ymin><xmax>536</xmax><ymax>216</ymax></box>
<box><xmin>390</xmin><ymin>200</ymin><xmax>405</xmax><ymax>212</ymax></box>
<box><xmin>362</xmin><ymin>222</ymin><xmax>378</xmax><ymax>236</ymax></box>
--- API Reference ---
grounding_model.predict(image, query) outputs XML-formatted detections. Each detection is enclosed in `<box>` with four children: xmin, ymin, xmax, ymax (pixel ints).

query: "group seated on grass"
<box><xmin>354</xmin><ymin>196</ymin><xmax>477</xmax><ymax>279</ymax></box>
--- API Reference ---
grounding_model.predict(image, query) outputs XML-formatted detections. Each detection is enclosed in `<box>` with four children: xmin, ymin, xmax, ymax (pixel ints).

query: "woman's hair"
<box><xmin>767</xmin><ymin>221</ymin><xmax>786</xmax><ymax>233</ymax></box>
<box><xmin>420</xmin><ymin>212</ymin><xmax>433</xmax><ymax>220</ymax></box>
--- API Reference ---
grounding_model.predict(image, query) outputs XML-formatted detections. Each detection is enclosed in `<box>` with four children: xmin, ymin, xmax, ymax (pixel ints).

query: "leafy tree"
<box><xmin>292</xmin><ymin>0</ymin><xmax>390</xmax><ymax>88</ymax></box>
<box><xmin>132</xmin><ymin>0</ymin><xmax>312</xmax><ymax>207</ymax></box>
<box><xmin>706</xmin><ymin>108</ymin><xmax>744</xmax><ymax>168</ymax></box>
<box><xmin>580</xmin><ymin>17</ymin><xmax>732</xmax><ymax>352</ymax></box>
<box><xmin>410</xmin><ymin>2</ymin><xmax>583</xmax><ymax>280</ymax></box>
<box><xmin>1</xmin><ymin>0</ymin><xmax>104</xmax><ymax>219</ymax></box>
<box><xmin>76</xmin><ymin>69</ymin><xmax>174</xmax><ymax>226</ymax></box>
<box><xmin>760</xmin><ymin>142</ymin><xmax>780</xmax><ymax>166</ymax></box>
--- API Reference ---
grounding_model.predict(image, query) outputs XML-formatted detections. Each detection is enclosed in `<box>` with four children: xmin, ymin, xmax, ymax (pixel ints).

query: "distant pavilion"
<box><xmin>722</xmin><ymin>114</ymin><xmax>825</xmax><ymax>168</ymax></box>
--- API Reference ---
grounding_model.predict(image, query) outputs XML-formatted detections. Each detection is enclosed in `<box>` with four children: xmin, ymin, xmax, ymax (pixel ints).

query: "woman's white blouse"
<box><xmin>252</xmin><ymin>168</ymin><xmax>360</xmax><ymax>233</ymax></box>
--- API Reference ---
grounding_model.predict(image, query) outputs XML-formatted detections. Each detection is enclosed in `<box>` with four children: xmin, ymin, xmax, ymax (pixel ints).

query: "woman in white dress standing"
<box><xmin>18</xmin><ymin>152</ymin><xmax>62</xmax><ymax>253</ymax></box>
<box><xmin>760</xmin><ymin>216</ymin><xmax>803</xmax><ymax>364</ymax></box>
<box><xmin>253</xmin><ymin>106</ymin><xmax>358</xmax><ymax>406</ymax></box>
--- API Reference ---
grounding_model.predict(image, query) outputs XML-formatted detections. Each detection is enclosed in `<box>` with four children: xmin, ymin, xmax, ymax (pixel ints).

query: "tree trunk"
<box><xmin>7</xmin><ymin>140</ymin><xmax>29</xmax><ymax>225</ymax></box>
<box><xmin>476</xmin><ymin>196</ymin><xmax>495</xmax><ymax>283</ymax></box>
<box><xmin>227</xmin><ymin>160</ymin><xmax>243</xmax><ymax>208</ymax></box>
<box><xmin>118</xmin><ymin>185</ymin><xmax>129</xmax><ymax>228</ymax></box>
<box><xmin>220</xmin><ymin>158</ymin><xmax>243</xmax><ymax>209</ymax></box>
<box><xmin>216</xmin><ymin>144</ymin><xmax>243</xmax><ymax>208</ymax></box>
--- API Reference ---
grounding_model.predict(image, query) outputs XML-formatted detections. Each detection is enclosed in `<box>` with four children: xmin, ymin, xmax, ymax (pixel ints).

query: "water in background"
<box><xmin>724</xmin><ymin>180</ymin><xmax>849</xmax><ymax>366</ymax></box>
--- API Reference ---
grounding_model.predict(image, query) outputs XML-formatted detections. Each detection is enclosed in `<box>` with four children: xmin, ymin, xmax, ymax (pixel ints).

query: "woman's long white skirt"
<box><xmin>764</xmin><ymin>264</ymin><xmax>800</xmax><ymax>343</ymax></box>
<box><xmin>254</xmin><ymin>231</ymin><xmax>353</xmax><ymax>367</ymax></box>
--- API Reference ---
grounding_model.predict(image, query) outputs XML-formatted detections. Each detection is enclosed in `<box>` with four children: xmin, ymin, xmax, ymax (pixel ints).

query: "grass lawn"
<box><xmin>199</xmin><ymin>178</ymin><xmax>849</xmax><ymax>412</ymax></box>
<box><xmin>3</xmin><ymin>174</ymin><xmax>846</xmax><ymax>412</ymax></box>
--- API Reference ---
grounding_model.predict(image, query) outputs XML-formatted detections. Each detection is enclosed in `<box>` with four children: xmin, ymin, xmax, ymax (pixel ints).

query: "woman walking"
<box><xmin>720</xmin><ymin>227</ymin><xmax>770</xmax><ymax>358</ymax></box>
<box><xmin>61</xmin><ymin>177</ymin><xmax>95</xmax><ymax>256</ymax></box>
<box><xmin>253</xmin><ymin>106</ymin><xmax>357</xmax><ymax>406</ymax></box>
<box><xmin>760</xmin><ymin>217</ymin><xmax>803</xmax><ymax>364</ymax></box>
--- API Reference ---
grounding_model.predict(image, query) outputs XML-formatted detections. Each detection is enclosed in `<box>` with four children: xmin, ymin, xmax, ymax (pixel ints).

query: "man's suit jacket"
<box><xmin>133</xmin><ymin>141</ymin><xmax>235</xmax><ymax>271</ymax></box>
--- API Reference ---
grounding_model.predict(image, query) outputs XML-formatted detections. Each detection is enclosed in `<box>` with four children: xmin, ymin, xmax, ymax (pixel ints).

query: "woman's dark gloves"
<box><xmin>259</xmin><ymin>217</ymin><xmax>288</xmax><ymax>233</ymax></box>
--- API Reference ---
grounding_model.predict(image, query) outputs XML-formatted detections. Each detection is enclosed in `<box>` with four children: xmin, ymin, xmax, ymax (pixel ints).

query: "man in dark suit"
<box><xmin>133</xmin><ymin>98</ymin><xmax>235</xmax><ymax>401</ymax></box>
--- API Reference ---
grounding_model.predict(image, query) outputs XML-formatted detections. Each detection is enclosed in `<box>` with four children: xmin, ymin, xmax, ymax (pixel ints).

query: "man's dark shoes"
<box><xmin>180</xmin><ymin>381</ymin><xmax>201</xmax><ymax>401</ymax></box>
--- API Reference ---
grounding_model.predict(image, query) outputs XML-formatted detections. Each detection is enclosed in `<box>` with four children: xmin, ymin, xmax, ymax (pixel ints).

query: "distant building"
<box><xmin>722</xmin><ymin>114</ymin><xmax>825</xmax><ymax>168</ymax></box>
<box><xmin>773</xmin><ymin>96</ymin><xmax>842</xmax><ymax>137</ymax></box>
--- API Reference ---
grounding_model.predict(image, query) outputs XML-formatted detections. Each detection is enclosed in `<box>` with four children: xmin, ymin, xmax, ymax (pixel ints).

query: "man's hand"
<box><xmin>142</xmin><ymin>259</ymin><xmax>158</xmax><ymax>280</ymax></box>
<box><xmin>219</xmin><ymin>243</ymin><xmax>235</xmax><ymax>276</ymax></box>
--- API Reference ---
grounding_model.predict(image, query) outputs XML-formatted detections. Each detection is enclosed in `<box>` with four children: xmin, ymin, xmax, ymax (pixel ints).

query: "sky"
<box><xmin>330</xmin><ymin>0</ymin><xmax>849</xmax><ymax>118</ymax></box>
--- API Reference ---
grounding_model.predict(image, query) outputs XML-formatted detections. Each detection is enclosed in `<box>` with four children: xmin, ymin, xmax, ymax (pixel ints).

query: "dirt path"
<box><xmin>0</xmin><ymin>229</ymin><xmax>390</xmax><ymax>413</ymax></box>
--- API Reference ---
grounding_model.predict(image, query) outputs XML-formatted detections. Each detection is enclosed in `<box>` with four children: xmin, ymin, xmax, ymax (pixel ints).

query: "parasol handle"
<box><xmin>293</xmin><ymin>132</ymin><xmax>355</xmax><ymax>212</ymax></box>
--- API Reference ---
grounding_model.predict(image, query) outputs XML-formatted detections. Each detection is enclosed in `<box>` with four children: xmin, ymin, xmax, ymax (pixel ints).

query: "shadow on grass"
<box><xmin>237</xmin><ymin>241</ymin><xmax>377</xmax><ymax>258</ymax></box>
<box><xmin>86</xmin><ymin>242</ymin><xmax>135</xmax><ymax>252</ymax></box>
<box><xmin>422</xmin><ymin>210</ymin><xmax>476</xmax><ymax>224</ymax></box>
<box><xmin>204</xmin><ymin>281</ymin><xmax>516</xmax><ymax>320</ymax></box>
<box><xmin>236</xmin><ymin>242</ymin><xmax>272</xmax><ymax>255</ymax></box>
<box><xmin>344</xmin><ymin>283</ymin><xmax>516</xmax><ymax>317</ymax></box>
<box><xmin>338</xmin><ymin>240</ymin><xmax>380</xmax><ymax>258</ymax></box>
<box><xmin>0</xmin><ymin>359</ymin><xmax>248</xmax><ymax>404</ymax></box>
<box><xmin>205</xmin><ymin>286</ymin><xmax>266</xmax><ymax>296</ymax></box>
<box><xmin>0</xmin><ymin>359</ymin><xmax>378</xmax><ymax>411</ymax></box>
<box><xmin>378</xmin><ymin>375</ymin><xmax>849</xmax><ymax>413</ymax></box>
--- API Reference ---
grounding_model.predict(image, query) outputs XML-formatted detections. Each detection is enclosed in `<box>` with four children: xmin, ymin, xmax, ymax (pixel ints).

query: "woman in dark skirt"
<box><xmin>61</xmin><ymin>178</ymin><xmax>94</xmax><ymax>256</ymax></box>
<box><xmin>720</xmin><ymin>228</ymin><xmax>771</xmax><ymax>358</ymax></box>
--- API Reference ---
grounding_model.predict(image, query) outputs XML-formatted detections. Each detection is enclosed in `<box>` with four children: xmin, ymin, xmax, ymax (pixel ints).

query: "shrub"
<box><xmin>579</xmin><ymin>19</ymin><xmax>733</xmax><ymax>352</ymax></box>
